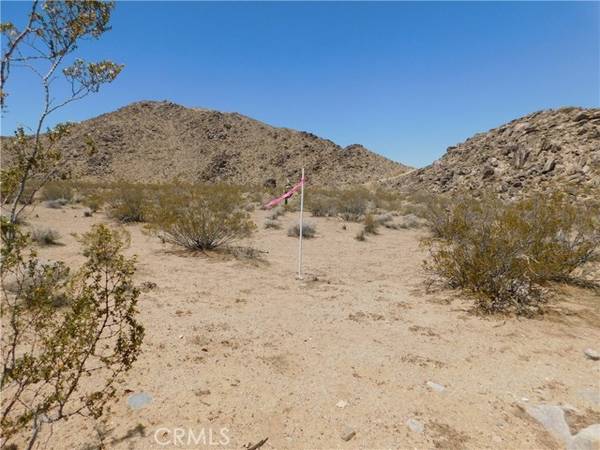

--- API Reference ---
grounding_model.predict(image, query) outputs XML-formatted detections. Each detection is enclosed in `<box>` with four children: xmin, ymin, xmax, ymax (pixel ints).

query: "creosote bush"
<box><xmin>40</xmin><ymin>181</ymin><xmax>74</xmax><ymax>202</ymax></box>
<box><xmin>105</xmin><ymin>182</ymin><xmax>149</xmax><ymax>223</ymax></box>
<box><xmin>0</xmin><ymin>221</ymin><xmax>144</xmax><ymax>447</ymax></box>
<box><xmin>287</xmin><ymin>221</ymin><xmax>316</xmax><ymax>238</ymax></box>
<box><xmin>337</xmin><ymin>187</ymin><xmax>372</xmax><ymax>222</ymax></box>
<box><xmin>423</xmin><ymin>192</ymin><xmax>600</xmax><ymax>315</ymax></box>
<box><xmin>148</xmin><ymin>183</ymin><xmax>256</xmax><ymax>250</ymax></box>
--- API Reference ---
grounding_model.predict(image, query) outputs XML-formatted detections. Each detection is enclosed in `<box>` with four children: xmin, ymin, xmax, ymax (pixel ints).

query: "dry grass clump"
<box><xmin>423</xmin><ymin>192</ymin><xmax>600</xmax><ymax>315</ymax></box>
<box><xmin>355</xmin><ymin>229</ymin><xmax>366</xmax><ymax>241</ymax></box>
<box><xmin>31</xmin><ymin>227</ymin><xmax>61</xmax><ymax>246</ymax></box>
<box><xmin>397</xmin><ymin>213</ymin><xmax>427</xmax><ymax>229</ymax></box>
<box><xmin>287</xmin><ymin>221</ymin><xmax>316</xmax><ymax>238</ymax></box>
<box><xmin>363</xmin><ymin>214</ymin><xmax>379</xmax><ymax>235</ymax></box>
<box><xmin>148</xmin><ymin>183</ymin><xmax>255</xmax><ymax>250</ymax></box>
<box><xmin>267</xmin><ymin>206</ymin><xmax>285</xmax><ymax>220</ymax></box>
<box><xmin>264</xmin><ymin>219</ymin><xmax>281</xmax><ymax>229</ymax></box>
<box><xmin>105</xmin><ymin>182</ymin><xmax>149</xmax><ymax>223</ymax></box>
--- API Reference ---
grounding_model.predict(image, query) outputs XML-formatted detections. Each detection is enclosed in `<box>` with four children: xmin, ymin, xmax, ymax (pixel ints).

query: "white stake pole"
<box><xmin>297</xmin><ymin>168</ymin><xmax>305</xmax><ymax>279</ymax></box>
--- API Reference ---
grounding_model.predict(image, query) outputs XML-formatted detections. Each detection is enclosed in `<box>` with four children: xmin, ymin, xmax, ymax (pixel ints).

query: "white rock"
<box><xmin>336</xmin><ymin>400</ymin><xmax>348</xmax><ymax>408</ymax></box>
<box><xmin>569</xmin><ymin>424</ymin><xmax>600</xmax><ymax>450</ymax></box>
<box><xmin>406</xmin><ymin>418</ymin><xmax>425</xmax><ymax>433</ymax></box>
<box><xmin>426</xmin><ymin>381</ymin><xmax>446</xmax><ymax>393</ymax></box>
<box><xmin>584</xmin><ymin>349</ymin><xmax>600</xmax><ymax>361</ymax></box>
<box><xmin>524</xmin><ymin>404</ymin><xmax>572</xmax><ymax>446</ymax></box>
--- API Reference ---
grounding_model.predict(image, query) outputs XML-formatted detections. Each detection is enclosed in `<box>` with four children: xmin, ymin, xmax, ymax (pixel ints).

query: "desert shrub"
<box><xmin>41</xmin><ymin>181</ymin><xmax>74</xmax><ymax>202</ymax></box>
<box><xmin>307</xmin><ymin>190</ymin><xmax>338</xmax><ymax>217</ymax></box>
<box><xmin>148</xmin><ymin>183</ymin><xmax>256</xmax><ymax>250</ymax></box>
<box><xmin>338</xmin><ymin>187</ymin><xmax>372</xmax><ymax>222</ymax></box>
<box><xmin>355</xmin><ymin>229</ymin><xmax>366</xmax><ymax>241</ymax></box>
<box><xmin>82</xmin><ymin>193</ymin><xmax>104</xmax><ymax>213</ymax></box>
<box><xmin>375</xmin><ymin>212</ymin><xmax>394</xmax><ymax>226</ymax></box>
<box><xmin>264</xmin><ymin>219</ymin><xmax>281</xmax><ymax>229</ymax></box>
<box><xmin>105</xmin><ymin>182</ymin><xmax>148</xmax><ymax>223</ymax></box>
<box><xmin>45</xmin><ymin>198</ymin><xmax>69</xmax><ymax>209</ymax></box>
<box><xmin>0</xmin><ymin>222</ymin><xmax>144</xmax><ymax>448</ymax></box>
<box><xmin>424</xmin><ymin>193</ymin><xmax>600</xmax><ymax>315</ymax></box>
<box><xmin>287</xmin><ymin>221</ymin><xmax>316</xmax><ymax>238</ymax></box>
<box><xmin>267</xmin><ymin>206</ymin><xmax>285</xmax><ymax>220</ymax></box>
<box><xmin>31</xmin><ymin>228</ymin><xmax>61</xmax><ymax>246</ymax></box>
<box><xmin>363</xmin><ymin>214</ymin><xmax>379</xmax><ymax>235</ymax></box>
<box><xmin>397</xmin><ymin>213</ymin><xmax>427</xmax><ymax>229</ymax></box>
<box><xmin>372</xmin><ymin>187</ymin><xmax>403</xmax><ymax>211</ymax></box>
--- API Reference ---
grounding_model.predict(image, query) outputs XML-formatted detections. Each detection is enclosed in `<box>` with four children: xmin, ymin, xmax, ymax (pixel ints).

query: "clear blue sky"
<box><xmin>1</xmin><ymin>1</ymin><xmax>598</xmax><ymax>167</ymax></box>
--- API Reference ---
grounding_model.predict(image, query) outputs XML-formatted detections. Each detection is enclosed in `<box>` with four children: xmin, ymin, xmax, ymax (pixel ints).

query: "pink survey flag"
<box><xmin>264</xmin><ymin>176</ymin><xmax>305</xmax><ymax>209</ymax></box>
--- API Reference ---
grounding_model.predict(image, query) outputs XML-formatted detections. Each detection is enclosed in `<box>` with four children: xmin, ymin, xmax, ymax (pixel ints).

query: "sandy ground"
<box><xmin>10</xmin><ymin>204</ymin><xmax>600</xmax><ymax>450</ymax></box>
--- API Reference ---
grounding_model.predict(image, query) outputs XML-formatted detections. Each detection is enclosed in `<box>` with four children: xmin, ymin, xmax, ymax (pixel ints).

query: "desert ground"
<box><xmin>18</xmin><ymin>203</ymin><xmax>600</xmax><ymax>450</ymax></box>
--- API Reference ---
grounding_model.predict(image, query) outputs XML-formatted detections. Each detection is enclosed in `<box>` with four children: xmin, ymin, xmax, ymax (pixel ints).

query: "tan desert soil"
<box><xmin>13</xmin><ymin>205</ymin><xmax>600</xmax><ymax>449</ymax></box>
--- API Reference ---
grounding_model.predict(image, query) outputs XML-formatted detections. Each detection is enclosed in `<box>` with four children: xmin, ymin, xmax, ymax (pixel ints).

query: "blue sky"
<box><xmin>1</xmin><ymin>1</ymin><xmax>598</xmax><ymax>167</ymax></box>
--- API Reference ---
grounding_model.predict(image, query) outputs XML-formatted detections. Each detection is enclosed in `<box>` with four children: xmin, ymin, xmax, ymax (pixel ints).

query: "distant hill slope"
<box><xmin>391</xmin><ymin>107</ymin><xmax>600</xmax><ymax>198</ymax></box>
<box><xmin>15</xmin><ymin>101</ymin><xmax>409</xmax><ymax>187</ymax></box>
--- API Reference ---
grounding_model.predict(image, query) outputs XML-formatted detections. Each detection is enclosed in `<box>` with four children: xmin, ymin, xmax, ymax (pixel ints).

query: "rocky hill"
<box><xmin>391</xmin><ymin>107</ymin><xmax>600</xmax><ymax>198</ymax></box>
<box><xmin>16</xmin><ymin>101</ymin><xmax>408</xmax><ymax>187</ymax></box>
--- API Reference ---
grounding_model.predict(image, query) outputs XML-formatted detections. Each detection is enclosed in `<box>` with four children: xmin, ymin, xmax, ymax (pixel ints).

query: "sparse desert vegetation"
<box><xmin>422</xmin><ymin>192</ymin><xmax>600</xmax><ymax>315</ymax></box>
<box><xmin>1</xmin><ymin>1</ymin><xmax>599</xmax><ymax>448</ymax></box>
<box><xmin>147</xmin><ymin>183</ymin><xmax>256</xmax><ymax>251</ymax></box>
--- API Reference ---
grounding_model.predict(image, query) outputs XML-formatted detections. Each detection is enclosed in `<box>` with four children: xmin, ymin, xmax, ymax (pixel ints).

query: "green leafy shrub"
<box><xmin>0</xmin><ymin>222</ymin><xmax>144</xmax><ymax>447</ymax></box>
<box><xmin>148</xmin><ymin>183</ymin><xmax>256</xmax><ymax>250</ymax></box>
<box><xmin>423</xmin><ymin>193</ymin><xmax>600</xmax><ymax>315</ymax></box>
<box><xmin>287</xmin><ymin>221</ymin><xmax>316</xmax><ymax>238</ymax></box>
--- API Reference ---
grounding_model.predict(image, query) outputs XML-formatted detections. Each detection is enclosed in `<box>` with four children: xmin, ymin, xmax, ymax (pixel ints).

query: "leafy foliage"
<box><xmin>423</xmin><ymin>193</ymin><xmax>600</xmax><ymax>315</ymax></box>
<box><xmin>0</xmin><ymin>0</ymin><xmax>122</xmax><ymax>223</ymax></box>
<box><xmin>0</xmin><ymin>222</ymin><xmax>144</xmax><ymax>447</ymax></box>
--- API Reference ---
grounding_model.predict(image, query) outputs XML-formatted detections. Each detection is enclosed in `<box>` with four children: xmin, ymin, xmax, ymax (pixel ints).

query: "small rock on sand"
<box><xmin>336</xmin><ymin>400</ymin><xmax>348</xmax><ymax>408</ymax></box>
<box><xmin>127</xmin><ymin>392</ymin><xmax>153</xmax><ymax>410</ymax></box>
<box><xmin>406</xmin><ymin>418</ymin><xmax>424</xmax><ymax>433</ymax></box>
<box><xmin>570</xmin><ymin>424</ymin><xmax>600</xmax><ymax>450</ymax></box>
<box><xmin>340</xmin><ymin>427</ymin><xmax>356</xmax><ymax>441</ymax></box>
<box><xmin>426</xmin><ymin>381</ymin><xmax>446</xmax><ymax>393</ymax></box>
<box><xmin>584</xmin><ymin>349</ymin><xmax>600</xmax><ymax>361</ymax></box>
<box><xmin>524</xmin><ymin>404</ymin><xmax>571</xmax><ymax>445</ymax></box>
